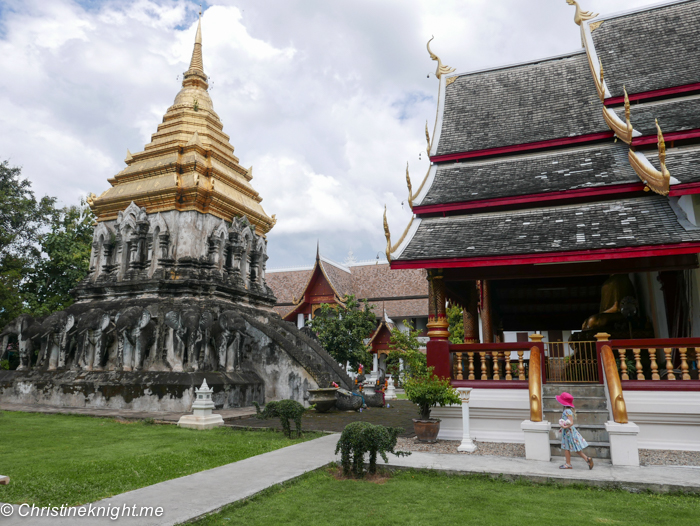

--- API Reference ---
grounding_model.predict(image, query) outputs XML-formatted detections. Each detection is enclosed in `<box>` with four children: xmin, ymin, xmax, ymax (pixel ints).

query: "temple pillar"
<box><xmin>463</xmin><ymin>281</ymin><xmax>479</xmax><ymax>343</ymax></box>
<box><xmin>427</xmin><ymin>270</ymin><xmax>449</xmax><ymax>341</ymax></box>
<box><xmin>480</xmin><ymin>279</ymin><xmax>493</xmax><ymax>344</ymax></box>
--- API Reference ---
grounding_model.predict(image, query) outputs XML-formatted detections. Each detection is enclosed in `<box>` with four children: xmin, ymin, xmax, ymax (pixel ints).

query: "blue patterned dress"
<box><xmin>560</xmin><ymin>408</ymin><xmax>588</xmax><ymax>452</ymax></box>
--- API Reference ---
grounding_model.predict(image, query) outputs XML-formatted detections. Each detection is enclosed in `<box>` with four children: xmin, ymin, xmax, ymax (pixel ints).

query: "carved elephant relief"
<box><xmin>76</xmin><ymin>310</ymin><xmax>112</xmax><ymax>371</ymax></box>
<box><xmin>38</xmin><ymin>312</ymin><xmax>75</xmax><ymax>370</ymax></box>
<box><xmin>212</xmin><ymin>310</ymin><xmax>246</xmax><ymax>372</ymax></box>
<box><xmin>164</xmin><ymin>308</ymin><xmax>215</xmax><ymax>372</ymax></box>
<box><xmin>0</xmin><ymin>314</ymin><xmax>34</xmax><ymax>370</ymax></box>
<box><xmin>115</xmin><ymin>307</ymin><xmax>153</xmax><ymax>371</ymax></box>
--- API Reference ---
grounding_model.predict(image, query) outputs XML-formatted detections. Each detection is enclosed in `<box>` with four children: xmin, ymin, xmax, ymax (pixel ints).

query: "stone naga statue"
<box><xmin>0</xmin><ymin>314</ymin><xmax>34</xmax><ymax>370</ymax></box>
<box><xmin>213</xmin><ymin>310</ymin><xmax>246</xmax><ymax>372</ymax></box>
<box><xmin>115</xmin><ymin>307</ymin><xmax>153</xmax><ymax>371</ymax></box>
<box><xmin>40</xmin><ymin>312</ymin><xmax>75</xmax><ymax>371</ymax></box>
<box><xmin>165</xmin><ymin>308</ymin><xmax>215</xmax><ymax>371</ymax></box>
<box><xmin>76</xmin><ymin>309</ymin><xmax>112</xmax><ymax>371</ymax></box>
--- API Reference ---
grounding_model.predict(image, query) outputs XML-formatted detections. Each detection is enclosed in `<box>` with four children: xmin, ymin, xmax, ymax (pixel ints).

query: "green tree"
<box><xmin>23</xmin><ymin>202</ymin><xmax>95</xmax><ymax>316</ymax></box>
<box><xmin>386</xmin><ymin>320</ymin><xmax>427</xmax><ymax>383</ymax></box>
<box><xmin>0</xmin><ymin>161</ymin><xmax>56</xmax><ymax>326</ymax></box>
<box><xmin>306</xmin><ymin>295</ymin><xmax>377</xmax><ymax>370</ymax></box>
<box><xmin>447</xmin><ymin>304</ymin><xmax>464</xmax><ymax>344</ymax></box>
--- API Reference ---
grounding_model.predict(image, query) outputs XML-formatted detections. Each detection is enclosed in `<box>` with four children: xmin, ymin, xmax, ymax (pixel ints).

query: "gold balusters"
<box><xmin>504</xmin><ymin>351</ymin><xmax>512</xmax><ymax>380</ymax></box>
<box><xmin>492</xmin><ymin>351</ymin><xmax>501</xmax><ymax>380</ymax></box>
<box><xmin>632</xmin><ymin>348</ymin><xmax>644</xmax><ymax>380</ymax></box>
<box><xmin>650</xmin><ymin>348</ymin><xmax>660</xmax><ymax>380</ymax></box>
<box><xmin>664</xmin><ymin>348</ymin><xmax>676</xmax><ymax>380</ymax></box>
<box><xmin>618</xmin><ymin>348</ymin><xmax>629</xmax><ymax>380</ymax></box>
<box><xmin>517</xmin><ymin>350</ymin><xmax>525</xmax><ymax>380</ymax></box>
<box><xmin>480</xmin><ymin>351</ymin><xmax>487</xmax><ymax>380</ymax></box>
<box><xmin>455</xmin><ymin>352</ymin><xmax>463</xmax><ymax>380</ymax></box>
<box><xmin>679</xmin><ymin>348</ymin><xmax>690</xmax><ymax>380</ymax></box>
<box><xmin>467</xmin><ymin>352</ymin><xmax>475</xmax><ymax>380</ymax></box>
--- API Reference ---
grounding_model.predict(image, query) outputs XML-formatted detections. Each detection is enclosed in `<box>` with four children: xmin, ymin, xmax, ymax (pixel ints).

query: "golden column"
<box><xmin>480</xmin><ymin>280</ymin><xmax>493</xmax><ymax>343</ymax></box>
<box><xmin>463</xmin><ymin>281</ymin><xmax>479</xmax><ymax>343</ymax></box>
<box><xmin>427</xmin><ymin>270</ymin><xmax>450</xmax><ymax>340</ymax></box>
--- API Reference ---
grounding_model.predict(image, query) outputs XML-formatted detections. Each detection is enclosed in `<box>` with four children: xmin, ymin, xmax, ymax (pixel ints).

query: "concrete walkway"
<box><xmin>3</xmin><ymin>437</ymin><xmax>700</xmax><ymax>525</ymax></box>
<box><xmin>0</xmin><ymin>402</ymin><xmax>256</xmax><ymax>423</ymax></box>
<box><xmin>0</xmin><ymin>433</ymin><xmax>340</xmax><ymax>526</ymax></box>
<box><xmin>383</xmin><ymin>452</ymin><xmax>700</xmax><ymax>494</ymax></box>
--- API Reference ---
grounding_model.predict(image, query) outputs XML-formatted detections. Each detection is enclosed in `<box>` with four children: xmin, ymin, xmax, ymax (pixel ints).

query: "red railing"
<box><xmin>428</xmin><ymin>336</ymin><xmax>700</xmax><ymax>391</ymax></box>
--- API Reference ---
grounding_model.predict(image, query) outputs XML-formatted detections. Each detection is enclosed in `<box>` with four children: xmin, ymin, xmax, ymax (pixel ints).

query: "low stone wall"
<box><xmin>433</xmin><ymin>388</ymin><xmax>529</xmax><ymax>443</ymax></box>
<box><xmin>0</xmin><ymin>371</ymin><xmax>264</xmax><ymax>412</ymax></box>
<box><xmin>625</xmin><ymin>390</ymin><xmax>700</xmax><ymax>451</ymax></box>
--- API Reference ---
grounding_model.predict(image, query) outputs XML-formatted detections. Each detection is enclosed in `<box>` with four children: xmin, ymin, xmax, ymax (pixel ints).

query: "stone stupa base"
<box><xmin>177</xmin><ymin>413</ymin><xmax>225</xmax><ymax>430</ymax></box>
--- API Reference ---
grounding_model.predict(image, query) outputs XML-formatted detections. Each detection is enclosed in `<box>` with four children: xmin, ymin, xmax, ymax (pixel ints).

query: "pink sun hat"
<box><xmin>556</xmin><ymin>392</ymin><xmax>575</xmax><ymax>407</ymax></box>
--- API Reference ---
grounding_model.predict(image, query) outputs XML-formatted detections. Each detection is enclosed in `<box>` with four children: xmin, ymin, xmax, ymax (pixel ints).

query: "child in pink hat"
<box><xmin>557</xmin><ymin>392</ymin><xmax>594</xmax><ymax>470</ymax></box>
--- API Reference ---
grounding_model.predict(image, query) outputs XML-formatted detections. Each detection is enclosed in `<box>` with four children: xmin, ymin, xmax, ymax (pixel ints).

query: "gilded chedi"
<box><xmin>89</xmin><ymin>16</ymin><xmax>275</xmax><ymax>235</ymax></box>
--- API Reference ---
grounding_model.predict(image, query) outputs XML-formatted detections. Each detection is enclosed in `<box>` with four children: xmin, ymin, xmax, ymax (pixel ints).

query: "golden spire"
<box><xmin>425</xmin><ymin>120</ymin><xmax>431</xmax><ymax>155</ymax></box>
<box><xmin>426</xmin><ymin>36</ymin><xmax>455</xmax><ymax>80</ymax></box>
<box><xmin>189</xmin><ymin>13</ymin><xmax>204</xmax><ymax>73</ymax></box>
<box><xmin>405</xmin><ymin>163</ymin><xmax>413</xmax><ymax>208</ymax></box>
<box><xmin>566</xmin><ymin>0</ymin><xmax>598</xmax><ymax>26</ymax></box>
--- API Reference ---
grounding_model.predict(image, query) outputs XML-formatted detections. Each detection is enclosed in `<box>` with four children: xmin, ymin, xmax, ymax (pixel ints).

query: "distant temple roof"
<box><xmin>266</xmin><ymin>253</ymin><xmax>428</xmax><ymax>320</ymax></box>
<box><xmin>88</xmin><ymin>15</ymin><xmax>275</xmax><ymax>234</ymax></box>
<box><xmin>388</xmin><ymin>0</ymin><xmax>700</xmax><ymax>270</ymax></box>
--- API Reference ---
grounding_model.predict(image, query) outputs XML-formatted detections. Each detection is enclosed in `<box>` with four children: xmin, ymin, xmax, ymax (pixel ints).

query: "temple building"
<box><xmin>384</xmin><ymin>1</ymin><xmax>700</xmax><ymax>455</ymax></box>
<box><xmin>266</xmin><ymin>250</ymin><xmax>429</xmax><ymax>362</ymax></box>
<box><xmin>387</xmin><ymin>0</ymin><xmax>700</xmax><ymax>349</ymax></box>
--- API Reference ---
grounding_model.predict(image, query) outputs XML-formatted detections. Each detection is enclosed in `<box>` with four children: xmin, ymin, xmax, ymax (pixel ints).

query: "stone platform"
<box><xmin>0</xmin><ymin>371</ymin><xmax>264</xmax><ymax>413</ymax></box>
<box><xmin>0</xmin><ymin>401</ymin><xmax>256</xmax><ymax>422</ymax></box>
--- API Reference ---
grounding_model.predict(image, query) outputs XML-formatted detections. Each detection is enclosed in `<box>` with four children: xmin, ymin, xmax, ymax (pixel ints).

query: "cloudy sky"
<box><xmin>0</xmin><ymin>0</ymin><xmax>662</xmax><ymax>268</ymax></box>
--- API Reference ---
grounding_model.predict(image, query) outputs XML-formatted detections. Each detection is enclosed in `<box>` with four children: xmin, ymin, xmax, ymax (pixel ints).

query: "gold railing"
<box><xmin>452</xmin><ymin>349</ymin><xmax>526</xmax><ymax>381</ymax></box>
<box><xmin>544</xmin><ymin>341</ymin><xmax>599</xmax><ymax>383</ymax></box>
<box><xmin>599</xmin><ymin>339</ymin><xmax>629</xmax><ymax>424</ymax></box>
<box><xmin>611</xmin><ymin>346</ymin><xmax>698</xmax><ymax>381</ymax></box>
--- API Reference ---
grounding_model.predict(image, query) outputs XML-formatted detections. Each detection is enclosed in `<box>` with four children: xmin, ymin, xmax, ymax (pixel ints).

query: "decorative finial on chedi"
<box><xmin>426</xmin><ymin>36</ymin><xmax>455</xmax><ymax>79</ymax></box>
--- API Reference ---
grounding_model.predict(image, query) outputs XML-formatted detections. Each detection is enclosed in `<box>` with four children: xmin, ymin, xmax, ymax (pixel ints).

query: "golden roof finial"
<box><xmin>627</xmin><ymin>119</ymin><xmax>671</xmax><ymax>196</ymax></box>
<box><xmin>383</xmin><ymin>205</ymin><xmax>414</xmax><ymax>263</ymax></box>
<box><xmin>425</xmin><ymin>120</ymin><xmax>431</xmax><ymax>155</ymax></box>
<box><xmin>405</xmin><ymin>163</ymin><xmax>413</xmax><ymax>209</ymax></box>
<box><xmin>426</xmin><ymin>36</ymin><xmax>455</xmax><ymax>80</ymax></box>
<box><xmin>623</xmin><ymin>86</ymin><xmax>631</xmax><ymax>127</ymax></box>
<box><xmin>566</xmin><ymin>1</ymin><xmax>598</xmax><ymax>26</ymax></box>
<box><xmin>599</xmin><ymin>58</ymin><xmax>604</xmax><ymax>87</ymax></box>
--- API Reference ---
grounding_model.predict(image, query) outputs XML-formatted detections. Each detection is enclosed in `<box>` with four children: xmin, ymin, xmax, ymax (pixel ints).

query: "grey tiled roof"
<box><xmin>652</xmin><ymin>146</ymin><xmax>700</xmax><ymax>184</ymax></box>
<box><xmin>420</xmin><ymin>143</ymin><xmax>638</xmax><ymax>206</ymax></box>
<box><xmin>435</xmin><ymin>53</ymin><xmax>608</xmax><ymax>157</ymax></box>
<box><xmin>614</xmin><ymin>96</ymin><xmax>700</xmax><ymax>136</ymax></box>
<box><xmin>397</xmin><ymin>195</ymin><xmax>700</xmax><ymax>261</ymax></box>
<box><xmin>592</xmin><ymin>0</ymin><xmax>700</xmax><ymax>98</ymax></box>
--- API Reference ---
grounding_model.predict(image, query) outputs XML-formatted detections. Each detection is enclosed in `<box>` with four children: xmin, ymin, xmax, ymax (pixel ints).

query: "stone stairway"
<box><xmin>543</xmin><ymin>383</ymin><xmax>611</xmax><ymax>459</ymax></box>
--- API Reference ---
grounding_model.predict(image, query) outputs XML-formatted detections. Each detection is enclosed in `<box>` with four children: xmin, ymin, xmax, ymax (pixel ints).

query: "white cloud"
<box><xmin>0</xmin><ymin>0</ymin><xmax>663</xmax><ymax>267</ymax></box>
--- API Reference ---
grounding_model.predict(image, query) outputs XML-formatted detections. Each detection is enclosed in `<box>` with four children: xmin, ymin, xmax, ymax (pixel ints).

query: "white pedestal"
<box><xmin>457</xmin><ymin>388</ymin><xmax>477</xmax><ymax>452</ymax></box>
<box><xmin>521</xmin><ymin>420</ymin><xmax>552</xmax><ymax>461</ymax></box>
<box><xmin>177</xmin><ymin>413</ymin><xmax>225</xmax><ymax>430</ymax></box>
<box><xmin>605</xmin><ymin>421</ymin><xmax>640</xmax><ymax>466</ymax></box>
<box><xmin>385</xmin><ymin>376</ymin><xmax>397</xmax><ymax>400</ymax></box>
<box><xmin>177</xmin><ymin>379</ymin><xmax>224</xmax><ymax>430</ymax></box>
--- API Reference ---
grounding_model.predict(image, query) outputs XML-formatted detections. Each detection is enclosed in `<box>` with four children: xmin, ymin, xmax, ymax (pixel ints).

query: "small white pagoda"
<box><xmin>177</xmin><ymin>379</ymin><xmax>225</xmax><ymax>430</ymax></box>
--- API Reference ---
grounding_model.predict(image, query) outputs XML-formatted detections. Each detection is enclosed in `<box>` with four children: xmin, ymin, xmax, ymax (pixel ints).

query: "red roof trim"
<box><xmin>390</xmin><ymin>243</ymin><xmax>700</xmax><ymax>270</ymax></box>
<box><xmin>413</xmin><ymin>183</ymin><xmax>645</xmax><ymax>216</ymax></box>
<box><xmin>429</xmin><ymin>131</ymin><xmax>614</xmax><ymax>164</ymax></box>
<box><xmin>605</xmin><ymin>82</ymin><xmax>700</xmax><ymax>105</ymax></box>
<box><xmin>669</xmin><ymin>182</ymin><xmax>700</xmax><ymax>196</ymax></box>
<box><xmin>632</xmin><ymin>128</ymin><xmax>700</xmax><ymax>147</ymax></box>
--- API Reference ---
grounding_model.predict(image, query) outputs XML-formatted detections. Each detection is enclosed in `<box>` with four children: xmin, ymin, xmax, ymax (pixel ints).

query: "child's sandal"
<box><xmin>587</xmin><ymin>456</ymin><xmax>594</xmax><ymax>470</ymax></box>
<box><xmin>559</xmin><ymin>464</ymin><xmax>573</xmax><ymax>469</ymax></box>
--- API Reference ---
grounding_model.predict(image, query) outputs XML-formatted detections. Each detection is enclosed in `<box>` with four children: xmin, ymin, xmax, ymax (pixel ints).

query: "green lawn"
<box><xmin>195</xmin><ymin>468</ymin><xmax>700</xmax><ymax>526</ymax></box>
<box><xmin>0</xmin><ymin>411</ymin><xmax>320</xmax><ymax>506</ymax></box>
